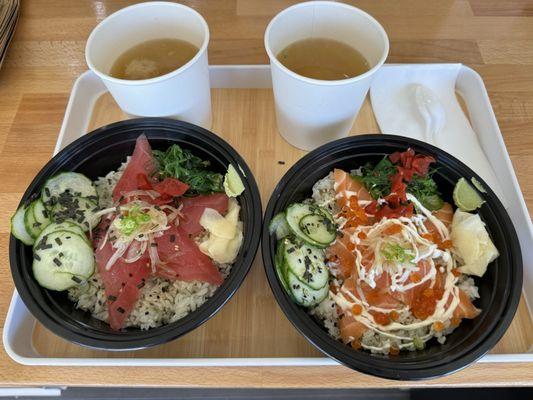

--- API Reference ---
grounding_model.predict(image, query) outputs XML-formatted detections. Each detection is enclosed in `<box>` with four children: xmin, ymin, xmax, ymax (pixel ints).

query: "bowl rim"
<box><xmin>261</xmin><ymin>134</ymin><xmax>523</xmax><ymax>380</ymax></box>
<box><xmin>9</xmin><ymin>117</ymin><xmax>263</xmax><ymax>350</ymax></box>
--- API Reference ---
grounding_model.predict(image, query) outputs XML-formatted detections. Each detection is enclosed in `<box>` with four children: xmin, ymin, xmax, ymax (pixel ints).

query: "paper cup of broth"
<box><xmin>265</xmin><ymin>1</ymin><xmax>389</xmax><ymax>150</ymax></box>
<box><xmin>86</xmin><ymin>2</ymin><xmax>211</xmax><ymax>128</ymax></box>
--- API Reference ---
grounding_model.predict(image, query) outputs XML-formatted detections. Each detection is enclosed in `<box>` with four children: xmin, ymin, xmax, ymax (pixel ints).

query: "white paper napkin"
<box><xmin>370</xmin><ymin>64</ymin><xmax>507</xmax><ymax>207</ymax></box>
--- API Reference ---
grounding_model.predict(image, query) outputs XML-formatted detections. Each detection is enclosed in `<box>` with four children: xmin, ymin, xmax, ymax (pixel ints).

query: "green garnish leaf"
<box><xmin>381</xmin><ymin>242</ymin><xmax>414</xmax><ymax>264</ymax></box>
<box><xmin>413</xmin><ymin>336</ymin><xmax>425</xmax><ymax>350</ymax></box>
<box><xmin>153</xmin><ymin>145</ymin><xmax>224</xmax><ymax>195</ymax></box>
<box><xmin>356</xmin><ymin>157</ymin><xmax>397</xmax><ymax>199</ymax></box>
<box><xmin>114</xmin><ymin>205</ymin><xmax>152</xmax><ymax>236</ymax></box>
<box><xmin>407</xmin><ymin>172</ymin><xmax>444</xmax><ymax>211</ymax></box>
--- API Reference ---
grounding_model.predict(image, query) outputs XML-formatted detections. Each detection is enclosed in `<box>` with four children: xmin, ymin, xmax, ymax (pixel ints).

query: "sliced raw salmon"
<box><xmin>453</xmin><ymin>289</ymin><xmax>480</xmax><ymax>321</ymax></box>
<box><xmin>333</xmin><ymin>168</ymin><xmax>372</xmax><ymax>208</ymax></box>
<box><xmin>339</xmin><ymin>312</ymin><xmax>368</xmax><ymax>344</ymax></box>
<box><xmin>425</xmin><ymin>202</ymin><xmax>453</xmax><ymax>234</ymax></box>
<box><xmin>326</xmin><ymin>230</ymin><xmax>356</xmax><ymax>279</ymax></box>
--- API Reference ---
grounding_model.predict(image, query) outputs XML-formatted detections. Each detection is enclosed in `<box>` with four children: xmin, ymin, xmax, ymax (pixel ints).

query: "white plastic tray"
<box><xmin>3</xmin><ymin>64</ymin><xmax>532</xmax><ymax>366</ymax></box>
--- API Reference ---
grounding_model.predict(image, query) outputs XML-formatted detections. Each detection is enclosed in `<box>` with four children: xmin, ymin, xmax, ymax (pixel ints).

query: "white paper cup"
<box><xmin>265</xmin><ymin>1</ymin><xmax>389</xmax><ymax>150</ymax></box>
<box><xmin>86</xmin><ymin>1</ymin><xmax>211</xmax><ymax>128</ymax></box>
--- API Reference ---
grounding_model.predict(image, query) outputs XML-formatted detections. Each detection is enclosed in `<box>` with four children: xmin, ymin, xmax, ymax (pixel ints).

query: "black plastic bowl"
<box><xmin>10</xmin><ymin>118</ymin><xmax>262</xmax><ymax>350</ymax></box>
<box><xmin>262</xmin><ymin>134</ymin><xmax>522</xmax><ymax>380</ymax></box>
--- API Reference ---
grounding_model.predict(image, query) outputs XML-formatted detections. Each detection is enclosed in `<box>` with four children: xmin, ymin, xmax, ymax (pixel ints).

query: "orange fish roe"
<box><xmin>346</xmin><ymin>241</ymin><xmax>356</xmax><ymax>252</ymax></box>
<box><xmin>411</xmin><ymin>272</ymin><xmax>422</xmax><ymax>283</ymax></box>
<box><xmin>389</xmin><ymin>310</ymin><xmax>400</xmax><ymax>321</ymax></box>
<box><xmin>433</xmin><ymin>321</ymin><xmax>445</xmax><ymax>332</ymax></box>
<box><xmin>357</xmin><ymin>231</ymin><xmax>367</xmax><ymax>240</ymax></box>
<box><xmin>451</xmin><ymin>317</ymin><xmax>461</xmax><ymax>327</ymax></box>
<box><xmin>389</xmin><ymin>345</ymin><xmax>400</xmax><ymax>356</ymax></box>
<box><xmin>372</xmin><ymin>312</ymin><xmax>391</xmax><ymax>326</ymax></box>
<box><xmin>383</xmin><ymin>224</ymin><xmax>403</xmax><ymax>235</ymax></box>
<box><xmin>351</xmin><ymin>340</ymin><xmax>361</xmax><ymax>350</ymax></box>
<box><xmin>421</xmin><ymin>232</ymin><xmax>436</xmax><ymax>242</ymax></box>
<box><xmin>352</xmin><ymin>304</ymin><xmax>363</xmax><ymax>315</ymax></box>
<box><xmin>422</xmin><ymin>288</ymin><xmax>434</xmax><ymax>298</ymax></box>
<box><xmin>440</xmin><ymin>239</ymin><xmax>453</xmax><ymax>250</ymax></box>
<box><xmin>451</xmin><ymin>268</ymin><xmax>461</xmax><ymax>277</ymax></box>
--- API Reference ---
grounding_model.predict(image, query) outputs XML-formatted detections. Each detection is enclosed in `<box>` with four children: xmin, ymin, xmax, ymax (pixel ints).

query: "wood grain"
<box><xmin>28</xmin><ymin>89</ymin><xmax>533</xmax><ymax>364</ymax></box>
<box><xmin>0</xmin><ymin>0</ymin><xmax>533</xmax><ymax>389</ymax></box>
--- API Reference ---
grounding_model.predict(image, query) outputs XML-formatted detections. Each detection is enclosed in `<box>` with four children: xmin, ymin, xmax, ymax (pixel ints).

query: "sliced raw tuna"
<box><xmin>112</xmin><ymin>134</ymin><xmax>157</xmax><ymax>202</ymax></box>
<box><xmin>153</xmin><ymin>177</ymin><xmax>189</xmax><ymax>197</ymax></box>
<box><xmin>178</xmin><ymin>193</ymin><xmax>229</xmax><ymax>236</ymax></box>
<box><xmin>94</xmin><ymin>219</ymin><xmax>151</xmax><ymax>330</ymax></box>
<box><xmin>155</xmin><ymin>225</ymin><xmax>223</xmax><ymax>286</ymax></box>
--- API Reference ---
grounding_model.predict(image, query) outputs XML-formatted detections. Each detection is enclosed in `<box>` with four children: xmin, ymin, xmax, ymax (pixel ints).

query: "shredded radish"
<box><xmin>97</xmin><ymin>199</ymin><xmax>182</xmax><ymax>271</ymax></box>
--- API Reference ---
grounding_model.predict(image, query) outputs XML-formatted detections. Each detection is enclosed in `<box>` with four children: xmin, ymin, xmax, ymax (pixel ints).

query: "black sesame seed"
<box><xmin>277</xmin><ymin>160</ymin><xmax>285</xmax><ymax>165</ymax></box>
<box><xmin>116</xmin><ymin>307</ymin><xmax>125</xmax><ymax>314</ymax></box>
<box><xmin>169</xmin><ymin>235</ymin><xmax>176</xmax><ymax>243</ymax></box>
<box><xmin>108</xmin><ymin>295</ymin><xmax>117</xmax><ymax>302</ymax></box>
<box><xmin>34</xmin><ymin>254</ymin><xmax>41</xmax><ymax>261</ymax></box>
<box><xmin>55</xmin><ymin>237</ymin><xmax>62</xmax><ymax>246</ymax></box>
<box><xmin>53</xmin><ymin>258</ymin><xmax>62</xmax><ymax>266</ymax></box>
<box><xmin>71</xmin><ymin>276</ymin><xmax>82</xmax><ymax>283</ymax></box>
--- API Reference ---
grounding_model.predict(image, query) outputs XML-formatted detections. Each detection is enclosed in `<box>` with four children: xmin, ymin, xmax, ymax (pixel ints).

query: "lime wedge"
<box><xmin>453</xmin><ymin>177</ymin><xmax>485</xmax><ymax>211</ymax></box>
<box><xmin>223</xmin><ymin>164</ymin><xmax>245</xmax><ymax>197</ymax></box>
<box><xmin>471</xmin><ymin>177</ymin><xmax>487</xmax><ymax>193</ymax></box>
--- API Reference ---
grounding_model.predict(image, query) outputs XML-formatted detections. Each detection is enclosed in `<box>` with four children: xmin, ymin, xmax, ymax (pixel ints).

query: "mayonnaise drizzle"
<box><xmin>329</xmin><ymin>194</ymin><xmax>461</xmax><ymax>346</ymax></box>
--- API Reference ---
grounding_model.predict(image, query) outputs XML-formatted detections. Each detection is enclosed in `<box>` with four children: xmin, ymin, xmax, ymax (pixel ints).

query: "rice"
<box><xmin>306</xmin><ymin>172</ymin><xmax>481</xmax><ymax>354</ymax></box>
<box><xmin>68</xmin><ymin>162</ymin><xmax>233</xmax><ymax>330</ymax></box>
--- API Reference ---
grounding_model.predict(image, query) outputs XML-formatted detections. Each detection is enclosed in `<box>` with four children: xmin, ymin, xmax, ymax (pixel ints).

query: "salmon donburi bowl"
<box><xmin>262</xmin><ymin>135</ymin><xmax>522</xmax><ymax>379</ymax></box>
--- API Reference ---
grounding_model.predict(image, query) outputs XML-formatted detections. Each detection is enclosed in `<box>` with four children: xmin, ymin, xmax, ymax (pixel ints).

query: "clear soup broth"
<box><xmin>109</xmin><ymin>38</ymin><xmax>199</xmax><ymax>80</ymax></box>
<box><xmin>277</xmin><ymin>38</ymin><xmax>370</xmax><ymax>81</ymax></box>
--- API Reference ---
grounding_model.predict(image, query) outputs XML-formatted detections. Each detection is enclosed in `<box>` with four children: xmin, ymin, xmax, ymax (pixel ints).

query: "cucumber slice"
<box><xmin>283</xmin><ymin>237</ymin><xmax>329</xmax><ymax>290</ymax></box>
<box><xmin>51</xmin><ymin>196</ymin><xmax>100</xmax><ymax>232</ymax></box>
<box><xmin>269</xmin><ymin>212</ymin><xmax>290</xmax><ymax>240</ymax></box>
<box><xmin>34</xmin><ymin>222</ymin><xmax>89</xmax><ymax>250</ymax></box>
<box><xmin>299</xmin><ymin>214</ymin><xmax>336</xmax><ymax>246</ymax></box>
<box><xmin>32</xmin><ymin>199</ymin><xmax>52</xmax><ymax>230</ymax></box>
<box><xmin>285</xmin><ymin>203</ymin><xmax>335</xmax><ymax>248</ymax></box>
<box><xmin>42</xmin><ymin>172</ymin><xmax>97</xmax><ymax>208</ymax></box>
<box><xmin>24</xmin><ymin>201</ymin><xmax>43</xmax><ymax>239</ymax></box>
<box><xmin>11</xmin><ymin>205</ymin><xmax>34</xmax><ymax>245</ymax></box>
<box><xmin>33</xmin><ymin>231</ymin><xmax>95</xmax><ymax>291</ymax></box>
<box><xmin>286</xmin><ymin>271</ymin><xmax>329</xmax><ymax>307</ymax></box>
<box><xmin>275</xmin><ymin>240</ymin><xmax>292</xmax><ymax>296</ymax></box>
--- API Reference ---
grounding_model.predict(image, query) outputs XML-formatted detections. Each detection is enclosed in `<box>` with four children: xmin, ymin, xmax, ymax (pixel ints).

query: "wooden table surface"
<box><xmin>1</xmin><ymin>0</ymin><xmax>533</xmax><ymax>389</ymax></box>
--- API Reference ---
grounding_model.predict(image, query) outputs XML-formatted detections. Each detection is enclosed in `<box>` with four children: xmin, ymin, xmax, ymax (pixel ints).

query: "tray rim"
<box><xmin>3</xmin><ymin>64</ymin><xmax>532</xmax><ymax>366</ymax></box>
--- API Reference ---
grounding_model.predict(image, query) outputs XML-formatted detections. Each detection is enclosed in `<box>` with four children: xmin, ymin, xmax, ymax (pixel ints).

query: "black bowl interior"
<box><xmin>10</xmin><ymin>118</ymin><xmax>262</xmax><ymax>350</ymax></box>
<box><xmin>262</xmin><ymin>135</ymin><xmax>522</xmax><ymax>380</ymax></box>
